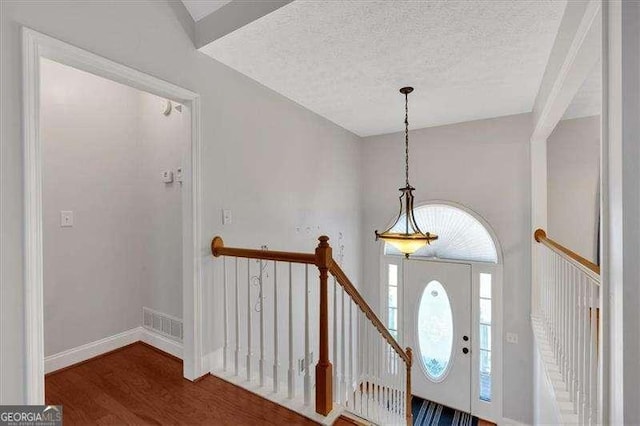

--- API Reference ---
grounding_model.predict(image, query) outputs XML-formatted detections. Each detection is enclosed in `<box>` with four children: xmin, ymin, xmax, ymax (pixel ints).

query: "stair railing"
<box><xmin>533</xmin><ymin>229</ymin><xmax>600</xmax><ymax>425</ymax></box>
<box><xmin>212</xmin><ymin>235</ymin><xmax>412</xmax><ymax>425</ymax></box>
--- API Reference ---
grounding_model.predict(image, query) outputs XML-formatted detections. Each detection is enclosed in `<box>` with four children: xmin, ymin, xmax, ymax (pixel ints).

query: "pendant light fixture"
<box><xmin>375</xmin><ymin>87</ymin><xmax>438</xmax><ymax>258</ymax></box>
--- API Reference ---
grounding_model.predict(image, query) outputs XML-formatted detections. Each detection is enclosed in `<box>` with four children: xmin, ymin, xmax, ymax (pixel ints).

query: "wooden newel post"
<box><xmin>406</xmin><ymin>347</ymin><xmax>413</xmax><ymax>425</ymax></box>
<box><xmin>315</xmin><ymin>236</ymin><xmax>333</xmax><ymax>416</ymax></box>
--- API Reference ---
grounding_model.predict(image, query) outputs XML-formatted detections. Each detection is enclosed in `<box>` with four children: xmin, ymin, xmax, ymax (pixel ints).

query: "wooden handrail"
<box><xmin>329</xmin><ymin>262</ymin><xmax>412</xmax><ymax>366</ymax></box>
<box><xmin>211</xmin><ymin>236</ymin><xmax>316</xmax><ymax>264</ymax></box>
<box><xmin>534</xmin><ymin>229</ymin><xmax>600</xmax><ymax>276</ymax></box>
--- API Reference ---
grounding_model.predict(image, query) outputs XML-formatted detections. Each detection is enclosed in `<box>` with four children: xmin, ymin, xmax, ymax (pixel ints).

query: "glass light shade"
<box><xmin>384</xmin><ymin>237</ymin><xmax>427</xmax><ymax>255</ymax></box>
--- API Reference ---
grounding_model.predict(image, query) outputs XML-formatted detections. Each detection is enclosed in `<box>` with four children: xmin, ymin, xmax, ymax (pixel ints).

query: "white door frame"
<box><xmin>22</xmin><ymin>27</ymin><xmax>204</xmax><ymax>403</ymax></box>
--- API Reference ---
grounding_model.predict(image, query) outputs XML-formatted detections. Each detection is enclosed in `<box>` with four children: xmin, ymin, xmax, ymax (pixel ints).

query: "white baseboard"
<box><xmin>45</xmin><ymin>327</ymin><xmax>142</xmax><ymax>374</ymax></box>
<box><xmin>140</xmin><ymin>327</ymin><xmax>182</xmax><ymax>359</ymax></box>
<box><xmin>45</xmin><ymin>326</ymin><xmax>183</xmax><ymax>374</ymax></box>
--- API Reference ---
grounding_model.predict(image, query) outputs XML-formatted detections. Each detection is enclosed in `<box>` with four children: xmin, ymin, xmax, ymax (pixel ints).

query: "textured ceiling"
<box><xmin>201</xmin><ymin>0</ymin><xmax>566</xmax><ymax>136</ymax></box>
<box><xmin>563</xmin><ymin>60</ymin><xmax>601</xmax><ymax>120</ymax></box>
<box><xmin>181</xmin><ymin>0</ymin><xmax>232</xmax><ymax>22</ymax></box>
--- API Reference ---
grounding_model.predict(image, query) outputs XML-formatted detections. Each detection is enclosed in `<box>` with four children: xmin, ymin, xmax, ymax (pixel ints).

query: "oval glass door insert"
<box><xmin>417</xmin><ymin>280</ymin><xmax>454</xmax><ymax>382</ymax></box>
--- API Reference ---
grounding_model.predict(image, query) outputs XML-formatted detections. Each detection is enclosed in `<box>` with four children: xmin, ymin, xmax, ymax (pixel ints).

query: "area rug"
<box><xmin>412</xmin><ymin>397</ymin><xmax>478</xmax><ymax>426</ymax></box>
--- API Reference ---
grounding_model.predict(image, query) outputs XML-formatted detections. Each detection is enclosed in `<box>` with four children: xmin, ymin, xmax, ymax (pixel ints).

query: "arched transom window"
<box><xmin>384</xmin><ymin>204</ymin><xmax>498</xmax><ymax>263</ymax></box>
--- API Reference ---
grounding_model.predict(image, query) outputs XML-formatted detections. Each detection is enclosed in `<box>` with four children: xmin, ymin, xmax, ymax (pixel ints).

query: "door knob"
<box><xmin>462</xmin><ymin>347</ymin><xmax>469</xmax><ymax>354</ymax></box>
<box><xmin>463</xmin><ymin>335</ymin><xmax>469</xmax><ymax>341</ymax></box>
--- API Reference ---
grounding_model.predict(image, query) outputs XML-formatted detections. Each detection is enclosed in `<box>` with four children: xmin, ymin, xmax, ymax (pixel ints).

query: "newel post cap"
<box><xmin>315</xmin><ymin>235</ymin><xmax>332</xmax><ymax>268</ymax></box>
<box><xmin>534</xmin><ymin>228</ymin><xmax>546</xmax><ymax>243</ymax></box>
<box><xmin>406</xmin><ymin>347</ymin><xmax>413</xmax><ymax>366</ymax></box>
<box><xmin>211</xmin><ymin>236</ymin><xmax>224</xmax><ymax>257</ymax></box>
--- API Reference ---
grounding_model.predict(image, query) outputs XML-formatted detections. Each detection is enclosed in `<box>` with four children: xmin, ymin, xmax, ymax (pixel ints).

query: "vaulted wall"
<box><xmin>360</xmin><ymin>113</ymin><xmax>533</xmax><ymax>422</ymax></box>
<box><xmin>0</xmin><ymin>0</ymin><xmax>362</xmax><ymax>403</ymax></box>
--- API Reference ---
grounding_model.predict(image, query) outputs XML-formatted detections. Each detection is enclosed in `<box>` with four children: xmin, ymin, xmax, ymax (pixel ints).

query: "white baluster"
<box><xmin>340</xmin><ymin>286</ymin><xmax>346</xmax><ymax>405</ymax></box>
<box><xmin>589</xmin><ymin>278</ymin><xmax>597</xmax><ymax>424</ymax></box>
<box><xmin>333</xmin><ymin>277</ymin><xmax>338</xmax><ymax>401</ymax></box>
<box><xmin>555</xmin><ymin>253</ymin><xmax>560</xmax><ymax>363</ymax></box>
<box><xmin>579</xmin><ymin>274</ymin><xmax>586</xmax><ymax>424</ymax></box>
<box><xmin>563</xmin><ymin>262</ymin><xmax>568</xmax><ymax>382</ymax></box>
<box><xmin>374</xmin><ymin>332</ymin><xmax>378</xmax><ymax>420</ymax></box>
<box><xmin>259</xmin><ymin>260</ymin><xmax>265</xmax><ymax>387</ymax></box>
<box><xmin>401</xmin><ymin>352</ymin><xmax>405</xmax><ymax>419</ymax></box>
<box><xmin>357</xmin><ymin>310</ymin><xmax>363</xmax><ymax>415</ymax></box>
<box><xmin>571</xmin><ymin>266</ymin><xmax>577</xmax><ymax>407</ymax></box>
<box><xmin>563</xmin><ymin>261</ymin><xmax>568</xmax><ymax>383</ymax></box>
<box><xmin>348</xmin><ymin>299</ymin><xmax>354</xmax><ymax>409</ymax></box>
<box><xmin>396</xmin><ymin>352</ymin><xmax>400</xmax><ymax>417</ymax></box>
<box><xmin>384</xmin><ymin>345</ymin><xmax>389</xmax><ymax>423</ymax></box>
<box><xmin>365</xmin><ymin>321</ymin><xmax>370</xmax><ymax>418</ymax></box>
<box><xmin>223</xmin><ymin>257</ymin><xmax>228</xmax><ymax>371</ymax></box>
<box><xmin>576</xmin><ymin>271</ymin><xmax>582</xmax><ymax>422</ymax></box>
<box><xmin>235</xmin><ymin>258</ymin><xmax>240</xmax><ymax>376</ymax></box>
<box><xmin>304</xmin><ymin>265</ymin><xmax>311</xmax><ymax>406</ymax></box>
<box><xmin>247</xmin><ymin>259</ymin><xmax>252</xmax><ymax>381</ymax></box>
<box><xmin>273</xmin><ymin>261</ymin><xmax>279</xmax><ymax>393</ymax></box>
<box><xmin>288</xmin><ymin>263</ymin><xmax>295</xmax><ymax>399</ymax></box>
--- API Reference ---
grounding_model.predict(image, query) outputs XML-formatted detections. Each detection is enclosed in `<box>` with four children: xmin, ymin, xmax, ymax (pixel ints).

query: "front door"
<box><xmin>404</xmin><ymin>259</ymin><xmax>471</xmax><ymax>413</ymax></box>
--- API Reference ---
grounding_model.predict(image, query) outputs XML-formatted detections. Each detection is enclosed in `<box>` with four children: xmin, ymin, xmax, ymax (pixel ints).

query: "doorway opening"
<box><xmin>23</xmin><ymin>28</ymin><xmax>203</xmax><ymax>404</ymax></box>
<box><xmin>380</xmin><ymin>201</ymin><xmax>503</xmax><ymax>423</ymax></box>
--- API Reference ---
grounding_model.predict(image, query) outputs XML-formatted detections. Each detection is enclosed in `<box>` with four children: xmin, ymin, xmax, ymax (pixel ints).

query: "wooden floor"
<box><xmin>45</xmin><ymin>342</ymin><xmax>317</xmax><ymax>425</ymax></box>
<box><xmin>46</xmin><ymin>341</ymin><xmax>494</xmax><ymax>426</ymax></box>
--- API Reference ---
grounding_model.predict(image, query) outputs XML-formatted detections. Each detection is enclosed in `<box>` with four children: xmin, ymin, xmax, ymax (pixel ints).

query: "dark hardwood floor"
<box><xmin>45</xmin><ymin>342</ymin><xmax>317</xmax><ymax>425</ymax></box>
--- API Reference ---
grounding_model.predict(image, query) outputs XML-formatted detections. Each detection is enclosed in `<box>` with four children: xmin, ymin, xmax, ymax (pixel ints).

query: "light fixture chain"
<box><xmin>405</xmin><ymin>91</ymin><xmax>409</xmax><ymax>187</ymax></box>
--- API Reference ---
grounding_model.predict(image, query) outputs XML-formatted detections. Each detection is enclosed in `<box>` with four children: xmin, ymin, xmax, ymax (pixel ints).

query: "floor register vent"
<box><xmin>143</xmin><ymin>307</ymin><xmax>183</xmax><ymax>342</ymax></box>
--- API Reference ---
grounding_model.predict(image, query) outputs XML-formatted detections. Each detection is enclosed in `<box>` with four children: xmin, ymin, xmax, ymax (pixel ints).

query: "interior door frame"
<box><xmin>378</xmin><ymin>200</ymin><xmax>503</xmax><ymax>423</ymax></box>
<box><xmin>22</xmin><ymin>27</ymin><xmax>204</xmax><ymax>403</ymax></box>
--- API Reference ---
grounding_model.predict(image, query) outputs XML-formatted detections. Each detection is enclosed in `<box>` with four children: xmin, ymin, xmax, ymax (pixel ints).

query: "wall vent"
<box><xmin>143</xmin><ymin>307</ymin><xmax>183</xmax><ymax>342</ymax></box>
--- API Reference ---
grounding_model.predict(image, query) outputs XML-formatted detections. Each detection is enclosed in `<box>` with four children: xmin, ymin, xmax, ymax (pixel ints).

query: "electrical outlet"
<box><xmin>506</xmin><ymin>332</ymin><xmax>519</xmax><ymax>344</ymax></box>
<box><xmin>298</xmin><ymin>352</ymin><xmax>314</xmax><ymax>374</ymax></box>
<box><xmin>60</xmin><ymin>211</ymin><xmax>73</xmax><ymax>227</ymax></box>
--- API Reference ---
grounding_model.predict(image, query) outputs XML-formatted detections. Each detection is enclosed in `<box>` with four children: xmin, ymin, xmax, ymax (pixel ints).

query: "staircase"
<box><xmin>532</xmin><ymin>229</ymin><xmax>601</xmax><ymax>425</ymax></box>
<box><xmin>211</xmin><ymin>235</ymin><xmax>412</xmax><ymax>425</ymax></box>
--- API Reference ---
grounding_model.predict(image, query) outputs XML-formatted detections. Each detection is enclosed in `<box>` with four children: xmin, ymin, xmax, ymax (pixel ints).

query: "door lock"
<box><xmin>462</xmin><ymin>335</ymin><xmax>469</xmax><ymax>341</ymax></box>
<box><xmin>462</xmin><ymin>347</ymin><xmax>469</xmax><ymax>354</ymax></box>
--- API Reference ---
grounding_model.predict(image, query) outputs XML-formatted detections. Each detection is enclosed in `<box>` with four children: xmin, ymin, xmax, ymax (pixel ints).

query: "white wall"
<box><xmin>41</xmin><ymin>58</ymin><xmax>186</xmax><ymax>356</ymax></box>
<box><xmin>41</xmin><ymin>59</ymin><xmax>144</xmax><ymax>356</ymax></box>
<box><xmin>138</xmin><ymin>92</ymin><xmax>189</xmax><ymax>320</ymax></box>
<box><xmin>1</xmin><ymin>0</ymin><xmax>362</xmax><ymax>403</ymax></box>
<box><xmin>547</xmin><ymin>115</ymin><xmax>600</xmax><ymax>263</ymax></box>
<box><xmin>360</xmin><ymin>113</ymin><xmax>533</xmax><ymax>423</ymax></box>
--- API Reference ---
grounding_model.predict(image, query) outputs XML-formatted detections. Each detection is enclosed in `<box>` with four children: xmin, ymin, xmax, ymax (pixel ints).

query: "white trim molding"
<box><xmin>22</xmin><ymin>27</ymin><xmax>204</xmax><ymax>403</ymax></box>
<box><xmin>45</xmin><ymin>327</ymin><xmax>183</xmax><ymax>374</ymax></box>
<box><xmin>531</xmin><ymin>0</ymin><xmax>602</xmax><ymax>142</ymax></box>
<box><xmin>602</xmin><ymin>1</ymin><xmax>640</xmax><ymax>423</ymax></box>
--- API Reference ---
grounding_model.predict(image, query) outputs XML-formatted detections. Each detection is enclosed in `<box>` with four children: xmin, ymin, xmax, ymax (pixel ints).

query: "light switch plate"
<box><xmin>162</xmin><ymin>170</ymin><xmax>174</xmax><ymax>183</ymax></box>
<box><xmin>60</xmin><ymin>211</ymin><xmax>73</xmax><ymax>227</ymax></box>
<box><xmin>222</xmin><ymin>209</ymin><xmax>232</xmax><ymax>225</ymax></box>
<box><xmin>506</xmin><ymin>332</ymin><xmax>519</xmax><ymax>344</ymax></box>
